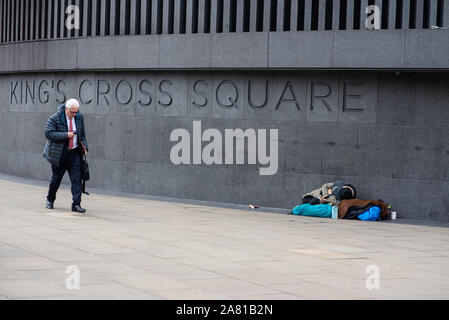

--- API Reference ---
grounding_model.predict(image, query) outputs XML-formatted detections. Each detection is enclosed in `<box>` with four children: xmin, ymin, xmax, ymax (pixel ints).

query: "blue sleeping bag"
<box><xmin>291</xmin><ymin>203</ymin><xmax>333</xmax><ymax>218</ymax></box>
<box><xmin>358</xmin><ymin>206</ymin><xmax>381</xmax><ymax>221</ymax></box>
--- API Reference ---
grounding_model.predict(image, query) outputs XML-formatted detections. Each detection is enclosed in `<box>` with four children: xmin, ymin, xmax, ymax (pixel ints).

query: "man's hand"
<box><xmin>67</xmin><ymin>132</ymin><xmax>76</xmax><ymax>139</ymax></box>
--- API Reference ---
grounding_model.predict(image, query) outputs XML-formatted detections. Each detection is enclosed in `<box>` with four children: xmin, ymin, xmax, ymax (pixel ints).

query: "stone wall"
<box><xmin>1</xmin><ymin>69</ymin><xmax>448</xmax><ymax>221</ymax></box>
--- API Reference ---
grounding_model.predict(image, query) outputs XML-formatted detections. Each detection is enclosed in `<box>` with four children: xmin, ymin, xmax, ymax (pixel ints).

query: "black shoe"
<box><xmin>46</xmin><ymin>200</ymin><xmax>54</xmax><ymax>209</ymax></box>
<box><xmin>72</xmin><ymin>205</ymin><xmax>86</xmax><ymax>213</ymax></box>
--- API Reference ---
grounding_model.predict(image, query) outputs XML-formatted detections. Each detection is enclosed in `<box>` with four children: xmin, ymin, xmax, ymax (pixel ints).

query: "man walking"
<box><xmin>42</xmin><ymin>99</ymin><xmax>89</xmax><ymax>213</ymax></box>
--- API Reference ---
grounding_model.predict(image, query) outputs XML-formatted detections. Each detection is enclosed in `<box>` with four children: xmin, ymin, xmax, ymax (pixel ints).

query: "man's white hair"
<box><xmin>66</xmin><ymin>98</ymin><xmax>80</xmax><ymax>110</ymax></box>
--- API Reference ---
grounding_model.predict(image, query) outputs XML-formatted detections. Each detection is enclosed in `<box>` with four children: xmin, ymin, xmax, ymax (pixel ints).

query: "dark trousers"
<box><xmin>47</xmin><ymin>147</ymin><xmax>82</xmax><ymax>208</ymax></box>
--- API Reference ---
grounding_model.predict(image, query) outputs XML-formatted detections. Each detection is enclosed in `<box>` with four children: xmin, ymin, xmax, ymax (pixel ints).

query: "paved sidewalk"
<box><xmin>1</xmin><ymin>176</ymin><xmax>448</xmax><ymax>300</ymax></box>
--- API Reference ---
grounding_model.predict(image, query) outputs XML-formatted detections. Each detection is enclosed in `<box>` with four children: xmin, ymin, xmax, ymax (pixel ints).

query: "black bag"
<box><xmin>81</xmin><ymin>153</ymin><xmax>90</xmax><ymax>181</ymax></box>
<box><xmin>80</xmin><ymin>142</ymin><xmax>90</xmax><ymax>195</ymax></box>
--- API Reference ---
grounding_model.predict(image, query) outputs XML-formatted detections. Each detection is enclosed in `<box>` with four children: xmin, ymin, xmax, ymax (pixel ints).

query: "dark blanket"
<box><xmin>338</xmin><ymin>199</ymin><xmax>388</xmax><ymax>220</ymax></box>
<box><xmin>343</xmin><ymin>203</ymin><xmax>377</xmax><ymax>220</ymax></box>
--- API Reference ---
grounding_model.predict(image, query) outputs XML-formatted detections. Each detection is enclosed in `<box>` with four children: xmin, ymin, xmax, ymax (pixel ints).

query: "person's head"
<box><xmin>338</xmin><ymin>184</ymin><xmax>356</xmax><ymax>200</ymax></box>
<box><xmin>65</xmin><ymin>99</ymin><xmax>80</xmax><ymax>119</ymax></box>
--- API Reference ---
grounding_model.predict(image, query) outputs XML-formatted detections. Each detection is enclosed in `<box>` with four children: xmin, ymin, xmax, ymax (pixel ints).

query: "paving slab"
<box><xmin>0</xmin><ymin>175</ymin><xmax>448</xmax><ymax>300</ymax></box>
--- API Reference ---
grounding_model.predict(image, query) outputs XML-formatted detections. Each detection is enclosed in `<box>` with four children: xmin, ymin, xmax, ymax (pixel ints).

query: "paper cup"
<box><xmin>391</xmin><ymin>211</ymin><xmax>397</xmax><ymax>220</ymax></box>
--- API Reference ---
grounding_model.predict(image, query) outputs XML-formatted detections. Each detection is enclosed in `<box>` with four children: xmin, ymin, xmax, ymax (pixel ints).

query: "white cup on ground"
<box><xmin>391</xmin><ymin>211</ymin><xmax>397</xmax><ymax>220</ymax></box>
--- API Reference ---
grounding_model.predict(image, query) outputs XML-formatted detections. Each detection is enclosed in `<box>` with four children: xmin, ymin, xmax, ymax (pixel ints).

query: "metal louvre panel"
<box><xmin>0</xmin><ymin>0</ymin><xmax>445</xmax><ymax>44</ymax></box>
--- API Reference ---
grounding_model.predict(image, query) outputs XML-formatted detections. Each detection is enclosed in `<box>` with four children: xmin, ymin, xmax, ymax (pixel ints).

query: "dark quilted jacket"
<box><xmin>42</xmin><ymin>104</ymin><xmax>89</xmax><ymax>167</ymax></box>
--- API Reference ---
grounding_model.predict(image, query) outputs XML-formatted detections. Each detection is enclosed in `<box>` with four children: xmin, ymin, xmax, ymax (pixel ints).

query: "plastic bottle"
<box><xmin>331</xmin><ymin>206</ymin><xmax>339</xmax><ymax>219</ymax></box>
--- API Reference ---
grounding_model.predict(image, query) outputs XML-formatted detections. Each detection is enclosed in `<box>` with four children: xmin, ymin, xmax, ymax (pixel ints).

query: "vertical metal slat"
<box><xmin>388</xmin><ymin>0</ymin><xmax>397</xmax><ymax>29</ymax></box>
<box><xmin>402</xmin><ymin>0</ymin><xmax>410</xmax><ymax>29</ymax></box>
<box><xmin>290</xmin><ymin>0</ymin><xmax>299</xmax><ymax>31</ymax></box>
<box><xmin>415</xmin><ymin>0</ymin><xmax>424</xmax><ymax>28</ymax></box>
<box><xmin>262</xmin><ymin>0</ymin><xmax>270</xmax><ymax>31</ymax></box>
<box><xmin>318</xmin><ymin>0</ymin><xmax>327</xmax><ymax>30</ymax></box>
<box><xmin>304</xmin><ymin>0</ymin><xmax>312</xmax><ymax>31</ymax></box>
<box><xmin>346</xmin><ymin>0</ymin><xmax>354</xmax><ymax>30</ymax></box>
<box><xmin>429</xmin><ymin>0</ymin><xmax>438</xmax><ymax>28</ymax></box>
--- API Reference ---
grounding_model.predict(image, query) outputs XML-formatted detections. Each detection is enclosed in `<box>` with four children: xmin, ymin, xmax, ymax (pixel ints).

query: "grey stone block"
<box><xmin>0</xmin><ymin>45</ymin><xmax>10</xmax><ymax>72</ymax></box>
<box><xmin>356</xmin><ymin>124</ymin><xmax>395</xmax><ymax>179</ymax></box>
<box><xmin>269</xmin><ymin>31</ymin><xmax>333</xmax><ymax>68</ymax></box>
<box><xmin>212</xmin><ymin>72</ymin><xmax>244</xmax><ymax>119</ymax></box>
<box><xmin>306</xmin><ymin>72</ymin><xmax>338</xmax><ymax>122</ymax></box>
<box><xmin>372</xmin><ymin>177</ymin><xmax>431</xmax><ymax>220</ymax></box>
<box><xmin>83</xmin><ymin>115</ymin><xmax>105</xmax><ymax>160</ymax></box>
<box><xmin>77</xmin><ymin>37</ymin><xmax>115</xmax><ymax>69</ymax></box>
<box><xmin>426</xmin><ymin>181</ymin><xmax>449</xmax><ymax>222</ymax></box>
<box><xmin>243</xmin><ymin>72</ymin><xmax>273</xmax><ymax>121</ymax></box>
<box><xmin>94</xmin><ymin>73</ymin><xmax>115</xmax><ymax>115</ymax></box>
<box><xmin>0</xmin><ymin>112</ymin><xmax>8</xmax><ymax>152</ymax></box>
<box><xmin>102</xmin><ymin>115</ymin><xmax>126</xmax><ymax>161</ymax></box>
<box><xmin>112</xmin><ymin>72</ymin><xmax>137</xmax><ymax>116</ymax></box>
<box><xmin>430</xmin><ymin>126</ymin><xmax>449</xmax><ymax>181</ymax></box>
<box><xmin>405</xmin><ymin>30</ymin><xmax>449</xmax><ymax>68</ymax></box>
<box><xmin>0</xmin><ymin>77</ymin><xmax>10</xmax><ymax>111</ymax></box>
<box><xmin>392</xmin><ymin>125</ymin><xmax>434</xmax><ymax>180</ymax></box>
<box><xmin>55</xmin><ymin>73</ymin><xmax>79</xmax><ymax>107</ymax></box>
<box><xmin>271</xmin><ymin>71</ymin><xmax>306</xmax><ymax>121</ymax></box>
<box><xmin>211</xmin><ymin>32</ymin><xmax>268</xmax><ymax>68</ymax></box>
<box><xmin>180</xmin><ymin>166</ymin><xmax>244</xmax><ymax>203</ymax></box>
<box><xmin>46</xmin><ymin>39</ymin><xmax>77</xmax><ymax>70</ymax></box>
<box><xmin>415</xmin><ymin>73</ymin><xmax>449</xmax><ymax>126</ymax></box>
<box><xmin>283</xmin><ymin>172</ymin><xmax>307</xmax><ymax>209</ymax></box>
<box><xmin>160</xmin><ymin>34</ymin><xmax>211</xmax><ymax>68</ymax></box>
<box><xmin>241</xmin><ymin>169</ymin><xmax>298</xmax><ymax>208</ymax></box>
<box><xmin>18</xmin><ymin>42</ymin><xmax>34</xmax><ymax>71</ymax></box>
<box><xmin>7</xmin><ymin>112</ymin><xmax>27</xmax><ymax>152</ymax></box>
<box><xmin>121</xmin><ymin>116</ymin><xmax>152</xmax><ymax>163</ymax></box>
<box><xmin>99</xmin><ymin>160</ymin><xmax>137</xmax><ymax>194</ymax></box>
<box><xmin>337</xmin><ymin>72</ymin><xmax>378</xmax><ymax>124</ymax></box>
<box><xmin>155</xmin><ymin>72</ymin><xmax>187</xmax><ymax>117</ymax></box>
<box><xmin>115</xmin><ymin>35</ymin><xmax>160</xmax><ymax>69</ymax></box>
<box><xmin>7</xmin><ymin>74</ymin><xmax>27</xmax><ymax>113</ymax></box>
<box><xmin>135</xmin><ymin>73</ymin><xmax>157</xmax><ymax>117</ymax></box>
<box><xmin>333</xmin><ymin>30</ymin><xmax>405</xmax><ymax>68</ymax></box>
<box><xmin>187</xmin><ymin>72</ymin><xmax>213</xmax><ymax>119</ymax></box>
<box><xmin>7</xmin><ymin>44</ymin><xmax>21</xmax><ymax>73</ymax></box>
<box><xmin>135</xmin><ymin>162</ymin><xmax>174</xmax><ymax>197</ymax></box>
<box><xmin>309</xmin><ymin>122</ymin><xmax>358</xmax><ymax>176</ymax></box>
<box><xmin>34</xmin><ymin>73</ymin><xmax>60</xmax><ymax>114</ymax></box>
<box><xmin>25</xmin><ymin>112</ymin><xmax>49</xmax><ymax>154</ymax></box>
<box><xmin>286</xmin><ymin>122</ymin><xmax>358</xmax><ymax>177</ymax></box>
<box><xmin>31</xmin><ymin>41</ymin><xmax>48</xmax><ymax>70</ymax></box>
<box><xmin>25</xmin><ymin>151</ymin><xmax>50</xmax><ymax>181</ymax></box>
<box><xmin>378</xmin><ymin>72</ymin><xmax>415</xmax><ymax>125</ymax></box>
<box><xmin>76</xmin><ymin>72</ymin><xmax>96</xmax><ymax>115</ymax></box>
<box><xmin>146</xmin><ymin>117</ymin><xmax>178</xmax><ymax>165</ymax></box>
<box><xmin>285</xmin><ymin>144</ymin><xmax>322</xmax><ymax>175</ymax></box>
